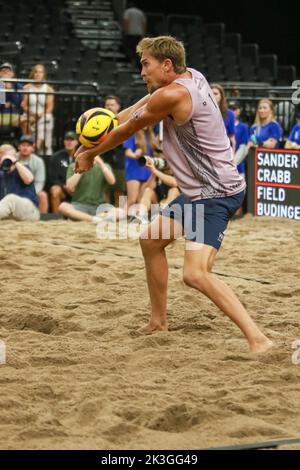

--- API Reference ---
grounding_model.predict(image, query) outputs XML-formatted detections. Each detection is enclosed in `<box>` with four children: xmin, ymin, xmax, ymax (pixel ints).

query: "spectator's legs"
<box><xmin>50</xmin><ymin>185</ymin><xmax>66</xmax><ymax>213</ymax></box>
<box><xmin>160</xmin><ymin>187</ymin><xmax>180</xmax><ymax>208</ymax></box>
<box><xmin>38</xmin><ymin>191</ymin><xmax>49</xmax><ymax>214</ymax></box>
<box><xmin>126</xmin><ymin>180</ymin><xmax>141</xmax><ymax>215</ymax></box>
<box><xmin>20</xmin><ymin>116</ymin><xmax>31</xmax><ymax>135</ymax></box>
<box><xmin>139</xmin><ymin>187</ymin><xmax>157</xmax><ymax>216</ymax></box>
<box><xmin>37</xmin><ymin>114</ymin><xmax>54</xmax><ymax>155</ymax></box>
<box><xmin>58</xmin><ymin>202</ymin><xmax>93</xmax><ymax>222</ymax></box>
<box><xmin>44</xmin><ymin>114</ymin><xmax>54</xmax><ymax>155</ymax></box>
<box><xmin>0</xmin><ymin>194</ymin><xmax>40</xmax><ymax>221</ymax></box>
<box><xmin>114</xmin><ymin>189</ymin><xmax>126</xmax><ymax>207</ymax></box>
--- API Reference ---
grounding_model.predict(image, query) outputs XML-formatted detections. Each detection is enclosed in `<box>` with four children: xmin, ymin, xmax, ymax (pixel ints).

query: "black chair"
<box><xmin>277</xmin><ymin>65</ymin><xmax>297</xmax><ymax>86</ymax></box>
<box><xmin>224</xmin><ymin>33</ymin><xmax>241</xmax><ymax>56</ymax></box>
<box><xmin>241</xmin><ymin>43</ymin><xmax>259</xmax><ymax>68</ymax></box>
<box><xmin>204</xmin><ymin>23</ymin><xmax>225</xmax><ymax>47</ymax></box>
<box><xmin>258</xmin><ymin>54</ymin><xmax>278</xmax><ymax>84</ymax></box>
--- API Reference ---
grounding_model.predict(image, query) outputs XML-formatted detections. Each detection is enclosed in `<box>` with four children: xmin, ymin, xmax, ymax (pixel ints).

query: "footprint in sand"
<box><xmin>115</xmin><ymin>272</ymin><xmax>135</xmax><ymax>280</ymax></box>
<box><xmin>100</xmin><ymin>308</ymin><xmax>128</xmax><ymax>319</ymax></box>
<box><xmin>4</xmin><ymin>313</ymin><xmax>58</xmax><ymax>334</ymax></box>
<box><xmin>84</xmin><ymin>259</ymin><xmax>97</xmax><ymax>265</ymax></box>
<box><xmin>145</xmin><ymin>403</ymin><xmax>199</xmax><ymax>433</ymax></box>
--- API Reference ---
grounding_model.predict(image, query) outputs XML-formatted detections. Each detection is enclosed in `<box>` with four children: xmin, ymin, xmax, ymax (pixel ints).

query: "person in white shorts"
<box><xmin>0</xmin><ymin>144</ymin><xmax>40</xmax><ymax>222</ymax></box>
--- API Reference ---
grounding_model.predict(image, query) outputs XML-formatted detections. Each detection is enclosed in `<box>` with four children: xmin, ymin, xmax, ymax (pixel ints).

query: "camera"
<box><xmin>138</xmin><ymin>156</ymin><xmax>167</xmax><ymax>171</ymax></box>
<box><xmin>0</xmin><ymin>158</ymin><xmax>14</xmax><ymax>173</ymax></box>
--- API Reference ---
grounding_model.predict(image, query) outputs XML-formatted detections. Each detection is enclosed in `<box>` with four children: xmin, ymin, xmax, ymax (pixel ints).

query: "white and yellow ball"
<box><xmin>75</xmin><ymin>107</ymin><xmax>118</xmax><ymax>148</ymax></box>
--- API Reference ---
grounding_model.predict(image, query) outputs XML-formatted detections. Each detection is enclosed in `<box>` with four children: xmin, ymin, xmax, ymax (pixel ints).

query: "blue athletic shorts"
<box><xmin>160</xmin><ymin>191</ymin><xmax>245</xmax><ymax>249</ymax></box>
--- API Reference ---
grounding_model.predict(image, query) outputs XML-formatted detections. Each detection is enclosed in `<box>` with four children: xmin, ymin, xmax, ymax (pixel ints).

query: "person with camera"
<box><xmin>123</xmin><ymin>126</ymin><xmax>159</xmax><ymax>217</ymax></box>
<box><xmin>0</xmin><ymin>144</ymin><xmax>40</xmax><ymax>222</ymax></box>
<box><xmin>137</xmin><ymin>156</ymin><xmax>180</xmax><ymax>220</ymax></box>
<box><xmin>16</xmin><ymin>134</ymin><xmax>48</xmax><ymax>213</ymax></box>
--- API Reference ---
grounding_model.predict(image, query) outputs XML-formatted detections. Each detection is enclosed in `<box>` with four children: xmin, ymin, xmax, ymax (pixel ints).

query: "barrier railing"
<box><xmin>1</xmin><ymin>78</ymin><xmax>299</xmax><ymax>154</ymax></box>
<box><xmin>0</xmin><ymin>78</ymin><xmax>101</xmax><ymax>155</ymax></box>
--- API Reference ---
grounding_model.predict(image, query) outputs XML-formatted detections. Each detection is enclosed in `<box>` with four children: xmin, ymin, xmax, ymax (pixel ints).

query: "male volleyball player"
<box><xmin>75</xmin><ymin>36</ymin><xmax>273</xmax><ymax>353</ymax></box>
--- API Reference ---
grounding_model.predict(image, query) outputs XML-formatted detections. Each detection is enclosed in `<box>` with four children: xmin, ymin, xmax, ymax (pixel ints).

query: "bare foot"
<box><xmin>249</xmin><ymin>338</ymin><xmax>274</xmax><ymax>354</ymax></box>
<box><xmin>137</xmin><ymin>322</ymin><xmax>168</xmax><ymax>334</ymax></box>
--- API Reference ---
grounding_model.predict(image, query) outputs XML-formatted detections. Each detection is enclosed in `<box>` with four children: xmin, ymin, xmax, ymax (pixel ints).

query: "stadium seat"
<box><xmin>258</xmin><ymin>54</ymin><xmax>278</xmax><ymax>84</ymax></box>
<box><xmin>241</xmin><ymin>43</ymin><xmax>259</xmax><ymax>68</ymax></box>
<box><xmin>224</xmin><ymin>33</ymin><xmax>241</xmax><ymax>56</ymax></box>
<box><xmin>277</xmin><ymin>65</ymin><xmax>297</xmax><ymax>86</ymax></box>
<box><xmin>146</xmin><ymin>12</ymin><xmax>168</xmax><ymax>36</ymax></box>
<box><xmin>204</xmin><ymin>23</ymin><xmax>225</xmax><ymax>47</ymax></box>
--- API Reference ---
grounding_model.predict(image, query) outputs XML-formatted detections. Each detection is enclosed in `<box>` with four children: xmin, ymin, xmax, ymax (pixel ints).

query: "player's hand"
<box><xmin>75</xmin><ymin>149</ymin><xmax>94</xmax><ymax>173</ymax></box>
<box><xmin>74</xmin><ymin>144</ymin><xmax>88</xmax><ymax>158</ymax></box>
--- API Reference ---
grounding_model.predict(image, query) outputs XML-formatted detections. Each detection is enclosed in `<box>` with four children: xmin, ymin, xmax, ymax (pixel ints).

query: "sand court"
<box><xmin>0</xmin><ymin>216</ymin><xmax>299</xmax><ymax>449</ymax></box>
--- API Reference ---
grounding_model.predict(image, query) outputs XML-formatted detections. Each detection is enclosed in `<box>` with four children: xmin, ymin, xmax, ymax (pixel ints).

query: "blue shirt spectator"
<box><xmin>211</xmin><ymin>84</ymin><xmax>236</xmax><ymax>152</ymax></box>
<box><xmin>249</xmin><ymin>99</ymin><xmax>282</xmax><ymax>149</ymax></box>
<box><xmin>285</xmin><ymin>122</ymin><xmax>300</xmax><ymax>150</ymax></box>
<box><xmin>249</xmin><ymin>121</ymin><xmax>282</xmax><ymax>148</ymax></box>
<box><xmin>224</xmin><ymin>109</ymin><xmax>235</xmax><ymax>138</ymax></box>
<box><xmin>123</xmin><ymin>134</ymin><xmax>152</xmax><ymax>182</ymax></box>
<box><xmin>0</xmin><ymin>166</ymin><xmax>38</xmax><ymax>207</ymax></box>
<box><xmin>235</xmin><ymin>120</ymin><xmax>249</xmax><ymax>174</ymax></box>
<box><xmin>0</xmin><ymin>62</ymin><xmax>23</xmax><ymax>126</ymax></box>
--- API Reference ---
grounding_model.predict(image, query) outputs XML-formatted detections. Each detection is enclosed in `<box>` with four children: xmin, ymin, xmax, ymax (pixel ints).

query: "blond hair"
<box><xmin>135</xmin><ymin>127</ymin><xmax>159</xmax><ymax>155</ymax></box>
<box><xmin>0</xmin><ymin>144</ymin><xmax>16</xmax><ymax>157</ymax></box>
<box><xmin>136</xmin><ymin>36</ymin><xmax>186</xmax><ymax>74</ymax></box>
<box><xmin>29</xmin><ymin>63</ymin><xmax>47</xmax><ymax>80</ymax></box>
<box><xmin>255</xmin><ymin>99</ymin><xmax>275</xmax><ymax>125</ymax></box>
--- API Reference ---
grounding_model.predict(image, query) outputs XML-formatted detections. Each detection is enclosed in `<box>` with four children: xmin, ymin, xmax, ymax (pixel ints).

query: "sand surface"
<box><xmin>0</xmin><ymin>215</ymin><xmax>299</xmax><ymax>450</ymax></box>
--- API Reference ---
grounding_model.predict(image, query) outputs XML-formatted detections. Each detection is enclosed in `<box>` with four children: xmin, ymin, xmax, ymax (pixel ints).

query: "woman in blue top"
<box><xmin>248</xmin><ymin>99</ymin><xmax>282</xmax><ymax>149</ymax></box>
<box><xmin>285</xmin><ymin>122</ymin><xmax>300</xmax><ymax>150</ymax></box>
<box><xmin>211</xmin><ymin>83</ymin><xmax>236</xmax><ymax>153</ymax></box>
<box><xmin>123</xmin><ymin>126</ymin><xmax>158</xmax><ymax>213</ymax></box>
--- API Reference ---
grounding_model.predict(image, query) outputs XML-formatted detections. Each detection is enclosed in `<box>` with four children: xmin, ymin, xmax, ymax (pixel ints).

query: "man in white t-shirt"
<box><xmin>122</xmin><ymin>1</ymin><xmax>146</xmax><ymax>65</ymax></box>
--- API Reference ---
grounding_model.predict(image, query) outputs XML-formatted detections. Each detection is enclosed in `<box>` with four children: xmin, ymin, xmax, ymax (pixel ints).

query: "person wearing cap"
<box><xmin>16</xmin><ymin>135</ymin><xmax>48</xmax><ymax>213</ymax></box>
<box><xmin>0</xmin><ymin>62</ymin><xmax>23</xmax><ymax>128</ymax></box>
<box><xmin>48</xmin><ymin>131</ymin><xmax>79</xmax><ymax>213</ymax></box>
<box><xmin>0</xmin><ymin>144</ymin><xmax>39</xmax><ymax>222</ymax></box>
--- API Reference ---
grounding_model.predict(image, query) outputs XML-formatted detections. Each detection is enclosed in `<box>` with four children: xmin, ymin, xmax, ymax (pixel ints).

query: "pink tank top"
<box><xmin>162</xmin><ymin>68</ymin><xmax>246</xmax><ymax>200</ymax></box>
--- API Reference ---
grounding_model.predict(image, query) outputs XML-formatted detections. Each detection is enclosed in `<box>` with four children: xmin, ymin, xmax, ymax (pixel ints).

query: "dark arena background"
<box><xmin>0</xmin><ymin>0</ymin><xmax>300</xmax><ymax>455</ymax></box>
